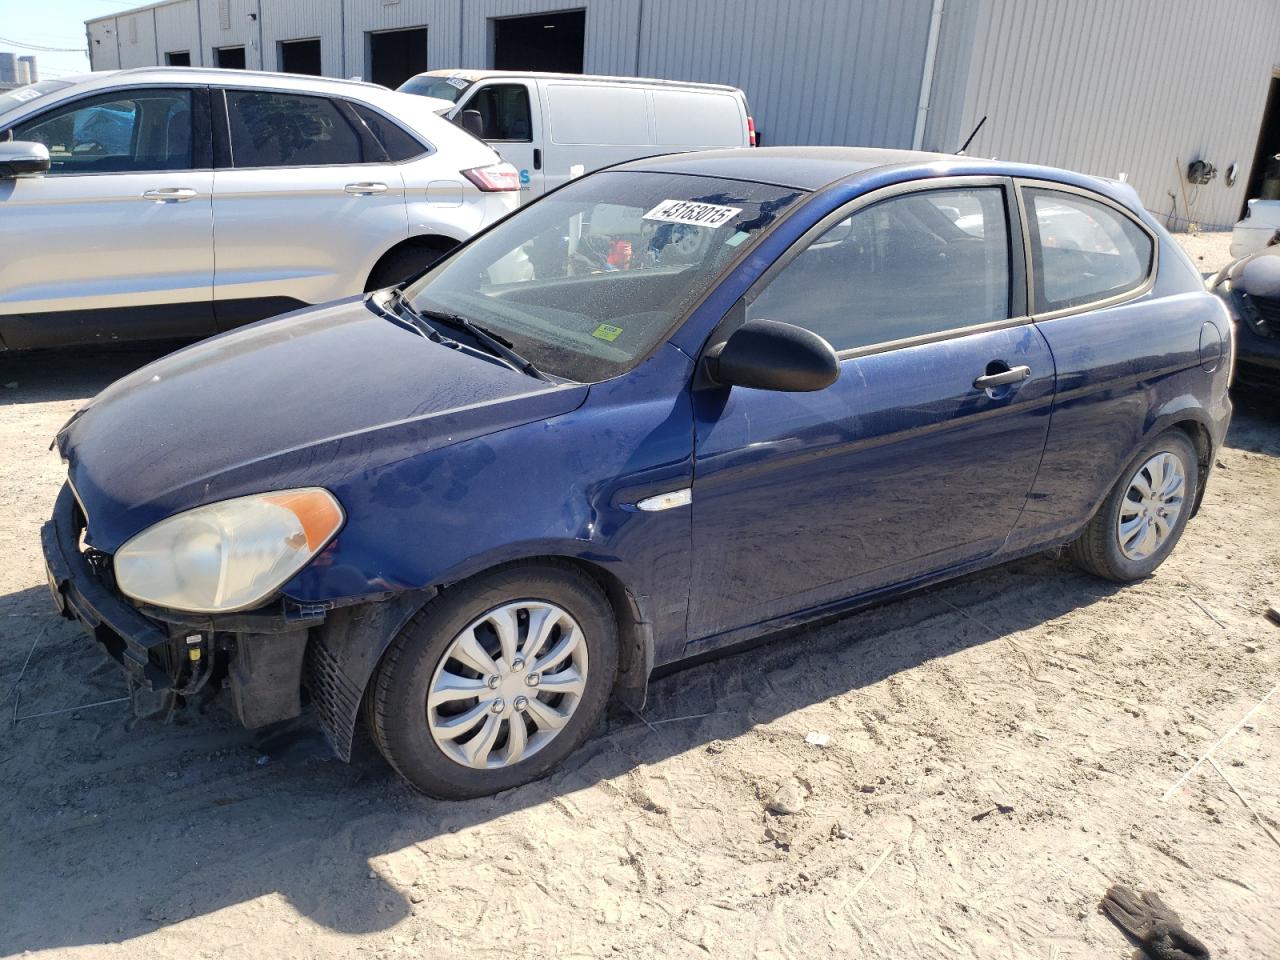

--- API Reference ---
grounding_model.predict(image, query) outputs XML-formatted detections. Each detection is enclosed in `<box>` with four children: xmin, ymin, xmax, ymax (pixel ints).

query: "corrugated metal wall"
<box><xmin>924</xmin><ymin>0</ymin><xmax>1280</xmax><ymax>229</ymax></box>
<box><xmin>638</xmin><ymin>0</ymin><xmax>932</xmax><ymax>148</ymax></box>
<box><xmin>192</xmin><ymin>0</ymin><xmax>265</xmax><ymax>69</ymax></box>
<box><xmin>260</xmin><ymin>0</ymin><xmax>340</xmax><ymax>74</ymax></box>
<box><xmin>87</xmin><ymin>18</ymin><xmax>121</xmax><ymax>70</ymax></box>
<box><xmin>114</xmin><ymin>8</ymin><xmax>159</xmax><ymax>68</ymax></box>
<box><xmin>155</xmin><ymin>0</ymin><xmax>204</xmax><ymax>65</ymax></box>
<box><xmin>82</xmin><ymin>0</ymin><xmax>1280</xmax><ymax>229</ymax></box>
<box><xmin>342</xmin><ymin>1</ymin><xmax>461</xmax><ymax>81</ymax></box>
<box><xmin>461</xmin><ymin>0</ymin><xmax>641</xmax><ymax>75</ymax></box>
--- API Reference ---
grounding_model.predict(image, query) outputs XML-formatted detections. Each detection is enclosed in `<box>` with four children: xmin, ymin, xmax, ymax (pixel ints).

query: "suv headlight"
<box><xmin>114</xmin><ymin>489</ymin><xmax>344</xmax><ymax>613</ymax></box>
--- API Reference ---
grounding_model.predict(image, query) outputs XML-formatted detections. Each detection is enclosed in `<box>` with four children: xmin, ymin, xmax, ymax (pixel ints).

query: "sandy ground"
<box><xmin>3</xmin><ymin>233</ymin><xmax>1279</xmax><ymax>960</ymax></box>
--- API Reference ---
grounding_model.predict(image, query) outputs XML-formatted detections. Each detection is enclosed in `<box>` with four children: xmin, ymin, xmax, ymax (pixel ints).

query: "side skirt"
<box><xmin>675</xmin><ymin>536</ymin><xmax>1079</xmax><ymax>666</ymax></box>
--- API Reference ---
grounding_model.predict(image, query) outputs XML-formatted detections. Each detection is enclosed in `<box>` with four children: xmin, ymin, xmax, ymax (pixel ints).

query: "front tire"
<box><xmin>368</xmin><ymin>563</ymin><xmax>618</xmax><ymax>799</ymax></box>
<box><xmin>1067</xmin><ymin>429</ymin><xmax>1199</xmax><ymax>582</ymax></box>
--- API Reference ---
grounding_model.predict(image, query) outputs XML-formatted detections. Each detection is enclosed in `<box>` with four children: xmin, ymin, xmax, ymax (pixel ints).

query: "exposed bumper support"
<box><xmin>42</xmin><ymin>484</ymin><xmax>173</xmax><ymax>690</ymax></box>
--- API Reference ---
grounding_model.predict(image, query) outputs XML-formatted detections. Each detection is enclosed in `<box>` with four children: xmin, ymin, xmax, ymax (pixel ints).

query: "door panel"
<box><xmin>0</xmin><ymin>171</ymin><xmax>214</xmax><ymax>316</ymax></box>
<box><xmin>687</xmin><ymin>324</ymin><xmax>1055</xmax><ymax>644</ymax></box>
<box><xmin>211</xmin><ymin>88</ymin><xmax>408</xmax><ymax>320</ymax></box>
<box><xmin>211</xmin><ymin>165</ymin><xmax>406</xmax><ymax>313</ymax></box>
<box><xmin>0</xmin><ymin>86</ymin><xmax>215</xmax><ymax>345</ymax></box>
<box><xmin>539</xmin><ymin>82</ymin><xmax>655</xmax><ymax>193</ymax></box>
<box><xmin>686</xmin><ymin>179</ymin><xmax>1052</xmax><ymax>647</ymax></box>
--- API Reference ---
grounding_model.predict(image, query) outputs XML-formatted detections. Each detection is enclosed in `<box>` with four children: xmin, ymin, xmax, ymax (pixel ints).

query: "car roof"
<box><xmin>616</xmin><ymin>147</ymin><xmax>962</xmax><ymax>190</ymax></box>
<box><xmin>616</xmin><ymin>147</ymin><xmax>1147</xmax><ymax>206</ymax></box>
<box><xmin>417</xmin><ymin>69</ymin><xmax>743</xmax><ymax>95</ymax></box>
<box><xmin>55</xmin><ymin>67</ymin><xmax>390</xmax><ymax>97</ymax></box>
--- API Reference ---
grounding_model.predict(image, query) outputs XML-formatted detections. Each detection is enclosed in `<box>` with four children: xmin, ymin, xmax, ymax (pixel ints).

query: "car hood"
<box><xmin>58</xmin><ymin>297</ymin><xmax>587</xmax><ymax>552</ymax></box>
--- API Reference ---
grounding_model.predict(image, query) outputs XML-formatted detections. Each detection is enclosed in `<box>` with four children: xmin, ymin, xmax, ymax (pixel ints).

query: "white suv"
<box><xmin>0</xmin><ymin>68</ymin><xmax>519</xmax><ymax>350</ymax></box>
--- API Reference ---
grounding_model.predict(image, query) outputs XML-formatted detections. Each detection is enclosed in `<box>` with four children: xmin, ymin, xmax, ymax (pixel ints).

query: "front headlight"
<box><xmin>114</xmin><ymin>488</ymin><xmax>344</xmax><ymax>613</ymax></box>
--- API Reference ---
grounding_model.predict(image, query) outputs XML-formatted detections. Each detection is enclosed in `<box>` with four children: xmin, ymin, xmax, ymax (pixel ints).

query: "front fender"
<box><xmin>286</xmin><ymin>342</ymin><xmax>697</xmax><ymax>689</ymax></box>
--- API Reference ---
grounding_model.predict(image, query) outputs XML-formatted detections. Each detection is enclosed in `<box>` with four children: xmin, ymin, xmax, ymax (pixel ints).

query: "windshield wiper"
<box><xmin>418</xmin><ymin>307</ymin><xmax>552</xmax><ymax>382</ymax></box>
<box><xmin>382</xmin><ymin>288</ymin><xmax>458</xmax><ymax>346</ymax></box>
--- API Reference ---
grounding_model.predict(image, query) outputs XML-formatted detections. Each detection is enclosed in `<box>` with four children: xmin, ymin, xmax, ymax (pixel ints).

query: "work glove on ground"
<box><xmin>1100</xmin><ymin>884</ymin><xmax>1210</xmax><ymax>960</ymax></box>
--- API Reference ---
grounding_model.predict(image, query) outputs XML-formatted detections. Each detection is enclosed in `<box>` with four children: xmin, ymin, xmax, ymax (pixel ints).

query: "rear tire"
<box><xmin>1067</xmin><ymin>429</ymin><xmax>1199</xmax><ymax>583</ymax></box>
<box><xmin>368</xmin><ymin>562</ymin><xmax>618</xmax><ymax>799</ymax></box>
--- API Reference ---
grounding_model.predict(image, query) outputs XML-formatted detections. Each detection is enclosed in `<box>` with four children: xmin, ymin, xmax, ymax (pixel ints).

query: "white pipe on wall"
<box><xmin>912</xmin><ymin>0</ymin><xmax>945</xmax><ymax>150</ymax></box>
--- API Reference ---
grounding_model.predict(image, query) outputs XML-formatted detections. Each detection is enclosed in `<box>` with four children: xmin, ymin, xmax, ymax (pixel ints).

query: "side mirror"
<box><xmin>456</xmin><ymin>109</ymin><xmax>484</xmax><ymax>139</ymax></box>
<box><xmin>0</xmin><ymin>140</ymin><xmax>51</xmax><ymax>179</ymax></box>
<box><xmin>705</xmin><ymin>318</ymin><xmax>839</xmax><ymax>392</ymax></box>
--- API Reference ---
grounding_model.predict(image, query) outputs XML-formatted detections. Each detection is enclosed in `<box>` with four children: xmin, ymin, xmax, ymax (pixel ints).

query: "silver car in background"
<box><xmin>0</xmin><ymin>68</ymin><xmax>520</xmax><ymax>350</ymax></box>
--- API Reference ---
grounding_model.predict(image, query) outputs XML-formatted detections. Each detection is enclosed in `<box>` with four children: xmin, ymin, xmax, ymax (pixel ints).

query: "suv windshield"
<box><xmin>0</xmin><ymin>80</ymin><xmax>73</xmax><ymax>125</ymax></box>
<box><xmin>398</xmin><ymin>74</ymin><xmax>471</xmax><ymax>103</ymax></box>
<box><xmin>405</xmin><ymin>171</ymin><xmax>803</xmax><ymax>382</ymax></box>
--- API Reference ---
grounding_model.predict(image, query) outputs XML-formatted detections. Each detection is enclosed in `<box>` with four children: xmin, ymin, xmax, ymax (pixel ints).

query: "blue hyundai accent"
<box><xmin>43</xmin><ymin>148</ymin><xmax>1232</xmax><ymax>798</ymax></box>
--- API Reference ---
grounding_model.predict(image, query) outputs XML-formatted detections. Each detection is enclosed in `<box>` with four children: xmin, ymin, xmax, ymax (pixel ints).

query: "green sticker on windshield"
<box><xmin>592</xmin><ymin>323</ymin><xmax>624</xmax><ymax>342</ymax></box>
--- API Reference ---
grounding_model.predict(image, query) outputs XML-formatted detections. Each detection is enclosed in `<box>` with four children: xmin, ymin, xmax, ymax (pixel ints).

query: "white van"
<box><xmin>398</xmin><ymin>70</ymin><xmax>757</xmax><ymax>199</ymax></box>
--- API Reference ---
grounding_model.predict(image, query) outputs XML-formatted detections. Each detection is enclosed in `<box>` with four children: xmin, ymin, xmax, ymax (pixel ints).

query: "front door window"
<box><xmin>10</xmin><ymin>89</ymin><xmax>194</xmax><ymax>175</ymax></box>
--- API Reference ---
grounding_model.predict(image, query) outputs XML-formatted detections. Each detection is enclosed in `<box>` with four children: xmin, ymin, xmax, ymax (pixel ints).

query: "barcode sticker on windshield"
<box><xmin>445</xmin><ymin>75</ymin><xmax>469</xmax><ymax>89</ymax></box>
<box><xmin>642</xmin><ymin>199</ymin><xmax>742</xmax><ymax>229</ymax></box>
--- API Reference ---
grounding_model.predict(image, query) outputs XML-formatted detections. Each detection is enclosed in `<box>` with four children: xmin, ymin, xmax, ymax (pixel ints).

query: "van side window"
<box><xmin>466</xmin><ymin>85</ymin><xmax>532</xmax><ymax>142</ymax></box>
<box><xmin>10</xmin><ymin>89</ymin><xmax>193</xmax><ymax>175</ymax></box>
<box><xmin>747</xmin><ymin>187</ymin><xmax>1011</xmax><ymax>352</ymax></box>
<box><xmin>1024</xmin><ymin>188</ymin><xmax>1154</xmax><ymax>312</ymax></box>
<box><xmin>224</xmin><ymin>90</ymin><xmax>365</xmax><ymax>168</ymax></box>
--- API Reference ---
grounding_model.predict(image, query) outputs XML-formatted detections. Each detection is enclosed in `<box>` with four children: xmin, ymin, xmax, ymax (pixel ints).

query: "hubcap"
<box><xmin>1116</xmin><ymin>451</ymin><xmax>1186</xmax><ymax>561</ymax></box>
<box><xmin>426</xmin><ymin>601</ymin><xmax>589</xmax><ymax>770</ymax></box>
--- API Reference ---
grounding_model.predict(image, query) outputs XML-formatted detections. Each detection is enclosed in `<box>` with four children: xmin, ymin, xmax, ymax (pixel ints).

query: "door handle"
<box><xmin>141</xmin><ymin>187</ymin><xmax>197</xmax><ymax>202</ymax></box>
<box><xmin>533</xmin><ymin>148</ymin><xmax>542</xmax><ymax>171</ymax></box>
<box><xmin>973</xmin><ymin>364</ymin><xmax>1031</xmax><ymax>390</ymax></box>
<box><xmin>345</xmin><ymin>181</ymin><xmax>388</xmax><ymax>195</ymax></box>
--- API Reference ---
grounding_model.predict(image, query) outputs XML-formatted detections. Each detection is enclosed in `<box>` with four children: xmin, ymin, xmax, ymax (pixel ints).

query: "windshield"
<box><xmin>398</xmin><ymin>74</ymin><xmax>471</xmax><ymax>103</ymax></box>
<box><xmin>404</xmin><ymin>171</ymin><xmax>803</xmax><ymax>381</ymax></box>
<box><xmin>0</xmin><ymin>80</ymin><xmax>73</xmax><ymax>125</ymax></box>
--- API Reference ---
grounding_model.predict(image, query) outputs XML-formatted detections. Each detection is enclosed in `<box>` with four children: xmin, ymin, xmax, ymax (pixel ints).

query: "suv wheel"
<box><xmin>1067</xmin><ymin>429</ymin><xmax>1199</xmax><ymax>582</ymax></box>
<box><xmin>368</xmin><ymin>563</ymin><xmax>618</xmax><ymax>799</ymax></box>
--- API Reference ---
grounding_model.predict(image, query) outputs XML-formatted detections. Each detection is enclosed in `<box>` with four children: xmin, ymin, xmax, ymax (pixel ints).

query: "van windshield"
<box><xmin>398</xmin><ymin>75</ymin><xmax>471</xmax><ymax>103</ymax></box>
<box><xmin>405</xmin><ymin>171</ymin><xmax>804</xmax><ymax>382</ymax></box>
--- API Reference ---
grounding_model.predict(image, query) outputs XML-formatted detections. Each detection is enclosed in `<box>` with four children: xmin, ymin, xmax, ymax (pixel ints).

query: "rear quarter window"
<box><xmin>1025</xmin><ymin>187</ymin><xmax>1154</xmax><ymax>313</ymax></box>
<box><xmin>351</xmin><ymin>102</ymin><xmax>428</xmax><ymax>161</ymax></box>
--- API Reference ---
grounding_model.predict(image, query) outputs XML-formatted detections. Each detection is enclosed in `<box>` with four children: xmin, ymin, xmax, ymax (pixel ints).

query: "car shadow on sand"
<box><xmin>0</xmin><ymin>342</ymin><xmax>189</xmax><ymax>405</ymax></box>
<box><xmin>1</xmin><ymin>552</ymin><xmax>1127</xmax><ymax>953</ymax></box>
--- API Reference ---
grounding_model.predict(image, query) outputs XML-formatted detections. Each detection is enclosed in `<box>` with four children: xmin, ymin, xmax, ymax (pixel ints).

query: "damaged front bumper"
<box><xmin>41</xmin><ymin>483</ymin><xmax>332</xmax><ymax>740</ymax></box>
<box><xmin>42</xmin><ymin>483</ymin><xmax>175</xmax><ymax>689</ymax></box>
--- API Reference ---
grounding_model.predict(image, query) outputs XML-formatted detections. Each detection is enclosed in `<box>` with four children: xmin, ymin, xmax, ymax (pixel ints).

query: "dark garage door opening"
<box><xmin>369</xmin><ymin>27</ymin><xmax>428</xmax><ymax>89</ymax></box>
<box><xmin>166</xmin><ymin>50</ymin><xmax>191</xmax><ymax>66</ymax></box>
<box><xmin>493</xmin><ymin>10</ymin><xmax>585</xmax><ymax>73</ymax></box>
<box><xmin>280</xmin><ymin>38</ymin><xmax>322</xmax><ymax>76</ymax></box>
<box><xmin>215</xmin><ymin>46</ymin><xmax>246</xmax><ymax>69</ymax></box>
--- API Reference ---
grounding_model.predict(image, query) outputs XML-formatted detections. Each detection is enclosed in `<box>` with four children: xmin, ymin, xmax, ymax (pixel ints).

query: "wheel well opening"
<box><xmin>365</xmin><ymin>235</ymin><xmax>458</xmax><ymax>292</ymax></box>
<box><xmin>1171</xmin><ymin>420</ymin><xmax>1213</xmax><ymax>515</ymax></box>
